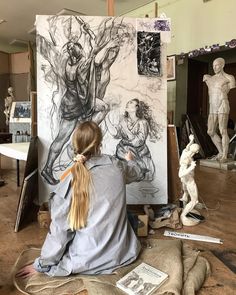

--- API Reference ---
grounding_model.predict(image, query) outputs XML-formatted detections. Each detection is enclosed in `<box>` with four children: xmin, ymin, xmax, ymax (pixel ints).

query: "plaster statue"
<box><xmin>3</xmin><ymin>87</ymin><xmax>14</xmax><ymax>125</ymax></box>
<box><xmin>203</xmin><ymin>57</ymin><xmax>236</xmax><ymax>163</ymax></box>
<box><xmin>179</xmin><ymin>134</ymin><xmax>200</xmax><ymax>226</ymax></box>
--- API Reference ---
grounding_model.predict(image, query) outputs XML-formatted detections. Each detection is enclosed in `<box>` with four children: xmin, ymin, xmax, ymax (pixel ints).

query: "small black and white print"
<box><xmin>137</xmin><ymin>31</ymin><xmax>161</xmax><ymax>76</ymax></box>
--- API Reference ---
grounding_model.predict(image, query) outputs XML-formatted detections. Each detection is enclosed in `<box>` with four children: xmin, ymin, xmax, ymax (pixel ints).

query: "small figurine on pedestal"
<box><xmin>203</xmin><ymin>57</ymin><xmax>236</xmax><ymax>163</ymax></box>
<box><xmin>4</xmin><ymin>86</ymin><xmax>14</xmax><ymax>125</ymax></box>
<box><xmin>179</xmin><ymin>134</ymin><xmax>201</xmax><ymax>226</ymax></box>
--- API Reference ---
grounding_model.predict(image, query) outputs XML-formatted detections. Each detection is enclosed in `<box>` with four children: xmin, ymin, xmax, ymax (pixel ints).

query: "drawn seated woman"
<box><xmin>106</xmin><ymin>98</ymin><xmax>160</xmax><ymax>182</ymax></box>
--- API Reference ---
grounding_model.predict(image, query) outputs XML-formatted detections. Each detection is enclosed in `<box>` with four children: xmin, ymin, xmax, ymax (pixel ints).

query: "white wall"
<box><xmin>125</xmin><ymin>0</ymin><xmax>236</xmax><ymax>55</ymax></box>
<box><xmin>125</xmin><ymin>0</ymin><xmax>236</xmax><ymax>124</ymax></box>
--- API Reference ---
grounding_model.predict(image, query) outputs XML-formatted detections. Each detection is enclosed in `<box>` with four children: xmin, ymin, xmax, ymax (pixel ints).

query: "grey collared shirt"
<box><xmin>34</xmin><ymin>154</ymin><xmax>141</xmax><ymax>276</ymax></box>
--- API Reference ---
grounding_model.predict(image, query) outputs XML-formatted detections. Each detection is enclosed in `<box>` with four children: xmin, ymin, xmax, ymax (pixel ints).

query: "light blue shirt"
<box><xmin>34</xmin><ymin>154</ymin><xmax>141</xmax><ymax>276</ymax></box>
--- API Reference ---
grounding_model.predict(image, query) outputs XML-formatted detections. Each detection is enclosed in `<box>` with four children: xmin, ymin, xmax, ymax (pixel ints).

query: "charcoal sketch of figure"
<box><xmin>121</xmin><ymin>271</ymin><xmax>139</xmax><ymax>288</ymax></box>
<box><xmin>101</xmin><ymin>96</ymin><xmax>121</xmax><ymax>144</ymax></box>
<box><xmin>106</xmin><ymin>98</ymin><xmax>161</xmax><ymax>181</ymax></box>
<box><xmin>147</xmin><ymin>79</ymin><xmax>162</xmax><ymax>93</ymax></box>
<box><xmin>131</xmin><ymin>278</ymin><xmax>144</xmax><ymax>292</ymax></box>
<box><xmin>38</xmin><ymin>16</ymin><xmax>133</xmax><ymax>184</ymax></box>
<box><xmin>148</xmin><ymin>58</ymin><xmax>160</xmax><ymax>74</ymax></box>
<box><xmin>137</xmin><ymin>32</ymin><xmax>161</xmax><ymax>76</ymax></box>
<box><xmin>136</xmin><ymin>282</ymin><xmax>157</xmax><ymax>295</ymax></box>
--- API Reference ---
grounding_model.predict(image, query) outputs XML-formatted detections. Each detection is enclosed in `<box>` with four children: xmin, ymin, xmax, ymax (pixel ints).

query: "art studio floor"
<box><xmin>0</xmin><ymin>158</ymin><xmax>235</xmax><ymax>295</ymax></box>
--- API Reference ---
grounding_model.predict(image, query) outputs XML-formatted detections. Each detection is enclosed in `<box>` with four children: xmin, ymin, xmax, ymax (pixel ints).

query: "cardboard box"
<box><xmin>137</xmin><ymin>214</ymin><xmax>148</xmax><ymax>237</ymax></box>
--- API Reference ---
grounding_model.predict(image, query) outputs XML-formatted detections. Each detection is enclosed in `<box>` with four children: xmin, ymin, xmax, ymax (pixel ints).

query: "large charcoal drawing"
<box><xmin>37</xmin><ymin>15</ymin><xmax>168</xmax><ymax>204</ymax></box>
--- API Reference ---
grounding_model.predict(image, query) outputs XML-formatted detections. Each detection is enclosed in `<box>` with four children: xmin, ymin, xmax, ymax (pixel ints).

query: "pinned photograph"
<box><xmin>154</xmin><ymin>19</ymin><xmax>170</xmax><ymax>31</ymax></box>
<box><xmin>137</xmin><ymin>31</ymin><xmax>161</xmax><ymax>76</ymax></box>
<box><xmin>167</xmin><ymin>55</ymin><xmax>176</xmax><ymax>81</ymax></box>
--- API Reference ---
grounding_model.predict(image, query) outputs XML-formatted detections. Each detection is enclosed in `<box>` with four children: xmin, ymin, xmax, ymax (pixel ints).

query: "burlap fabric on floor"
<box><xmin>12</xmin><ymin>239</ymin><xmax>210</xmax><ymax>295</ymax></box>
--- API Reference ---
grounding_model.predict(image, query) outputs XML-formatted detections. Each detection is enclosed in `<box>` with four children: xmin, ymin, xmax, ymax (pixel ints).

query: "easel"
<box><xmin>167</xmin><ymin>125</ymin><xmax>182</xmax><ymax>203</ymax></box>
<box><xmin>155</xmin><ymin>2</ymin><xmax>158</xmax><ymax>17</ymax></box>
<box><xmin>146</xmin><ymin>2</ymin><xmax>158</xmax><ymax>18</ymax></box>
<box><xmin>107</xmin><ymin>0</ymin><xmax>114</xmax><ymax>16</ymax></box>
<box><xmin>107</xmin><ymin>1</ymin><xmax>158</xmax><ymax>17</ymax></box>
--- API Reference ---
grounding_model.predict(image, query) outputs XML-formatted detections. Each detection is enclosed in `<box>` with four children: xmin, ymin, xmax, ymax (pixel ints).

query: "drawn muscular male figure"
<box><xmin>41</xmin><ymin>42</ymin><xmax>119</xmax><ymax>185</ymax></box>
<box><xmin>203</xmin><ymin>57</ymin><xmax>235</xmax><ymax>162</ymax></box>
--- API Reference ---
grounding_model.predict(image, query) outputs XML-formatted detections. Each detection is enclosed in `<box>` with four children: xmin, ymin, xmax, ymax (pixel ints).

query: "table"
<box><xmin>0</xmin><ymin>142</ymin><xmax>30</xmax><ymax>186</ymax></box>
<box><xmin>0</xmin><ymin>132</ymin><xmax>12</xmax><ymax>144</ymax></box>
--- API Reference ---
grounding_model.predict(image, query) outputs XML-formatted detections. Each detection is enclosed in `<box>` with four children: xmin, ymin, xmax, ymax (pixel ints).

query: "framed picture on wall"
<box><xmin>10</xmin><ymin>101</ymin><xmax>31</xmax><ymax>123</ymax></box>
<box><xmin>167</xmin><ymin>55</ymin><xmax>176</xmax><ymax>81</ymax></box>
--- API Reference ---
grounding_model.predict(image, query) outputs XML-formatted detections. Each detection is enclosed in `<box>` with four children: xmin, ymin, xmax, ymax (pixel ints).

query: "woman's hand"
<box><xmin>15</xmin><ymin>264</ymin><xmax>38</xmax><ymax>279</ymax></box>
<box><xmin>125</xmin><ymin>150</ymin><xmax>134</xmax><ymax>161</ymax></box>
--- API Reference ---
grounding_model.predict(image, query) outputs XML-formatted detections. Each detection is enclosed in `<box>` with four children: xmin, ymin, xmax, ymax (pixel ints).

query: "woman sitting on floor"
<box><xmin>17</xmin><ymin>121</ymin><xmax>141</xmax><ymax>277</ymax></box>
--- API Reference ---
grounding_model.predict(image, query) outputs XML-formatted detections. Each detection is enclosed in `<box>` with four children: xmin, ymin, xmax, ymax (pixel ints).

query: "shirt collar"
<box><xmin>85</xmin><ymin>154</ymin><xmax>112</xmax><ymax>170</ymax></box>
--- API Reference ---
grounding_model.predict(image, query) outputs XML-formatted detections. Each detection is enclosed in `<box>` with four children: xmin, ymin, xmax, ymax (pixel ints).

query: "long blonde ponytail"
<box><xmin>68</xmin><ymin>121</ymin><xmax>102</xmax><ymax>231</ymax></box>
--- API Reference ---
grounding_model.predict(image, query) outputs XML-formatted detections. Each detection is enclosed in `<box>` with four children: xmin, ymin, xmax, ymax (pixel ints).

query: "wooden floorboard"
<box><xmin>0</xmin><ymin>160</ymin><xmax>235</xmax><ymax>294</ymax></box>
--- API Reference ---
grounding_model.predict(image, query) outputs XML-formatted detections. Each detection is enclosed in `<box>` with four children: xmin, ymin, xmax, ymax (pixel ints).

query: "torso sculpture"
<box><xmin>203</xmin><ymin>58</ymin><xmax>236</xmax><ymax>162</ymax></box>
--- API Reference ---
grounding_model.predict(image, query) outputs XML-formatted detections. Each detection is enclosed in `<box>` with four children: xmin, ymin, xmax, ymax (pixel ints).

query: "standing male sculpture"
<box><xmin>203</xmin><ymin>58</ymin><xmax>235</xmax><ymax>162</ymax></box>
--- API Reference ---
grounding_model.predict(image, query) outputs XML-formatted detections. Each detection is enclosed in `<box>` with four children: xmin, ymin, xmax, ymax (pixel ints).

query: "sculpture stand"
<box><xmin>179</xmin><ymin>200</ymin><xmax>204</xmax><ymax>227</ymax></box>
<box><xmin>181</xmin><ymin>213</ymin><xmax>200</xmax><ymax>227</ymax></box>
<box><xmin>200</xmin><ymin>158</ymin><xmax>236</xmax><ymax>171</ymax></box>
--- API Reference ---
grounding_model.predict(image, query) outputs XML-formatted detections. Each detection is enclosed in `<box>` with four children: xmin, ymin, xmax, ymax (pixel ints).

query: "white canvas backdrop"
<box><xmin>36</xmin><ymin>15</ymin><xmax>169</xmax><ymax>204</ymax></box>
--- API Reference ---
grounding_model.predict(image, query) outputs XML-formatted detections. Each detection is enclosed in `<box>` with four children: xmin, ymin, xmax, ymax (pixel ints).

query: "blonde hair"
<box><xmin>68</xmin><ymin>121</ymin><xmax>102</xmax><ymax>230</ymax></box>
